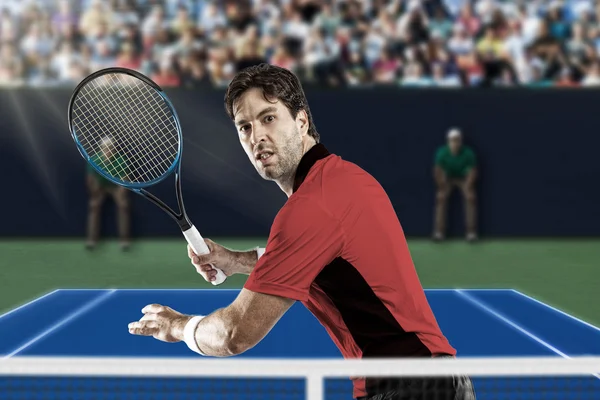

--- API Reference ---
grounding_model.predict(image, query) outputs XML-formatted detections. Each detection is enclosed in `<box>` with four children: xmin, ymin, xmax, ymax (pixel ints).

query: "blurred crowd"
<box><xmin>3</xmin><ymin>0</ymin><xmax>600</xmax><ymax>88</ymax></box>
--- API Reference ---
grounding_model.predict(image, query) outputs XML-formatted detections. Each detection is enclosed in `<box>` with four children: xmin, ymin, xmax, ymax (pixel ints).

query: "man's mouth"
<box><xmin>256</xmin><ymin>151</ymin><xmax>274</xmax><ymax>164</ymax></box>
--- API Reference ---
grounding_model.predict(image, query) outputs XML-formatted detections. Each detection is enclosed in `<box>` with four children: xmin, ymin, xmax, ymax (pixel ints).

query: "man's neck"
<box><xmin>278</xmin><ymin>140</ymin><xmax>317</xmax><ymax>198</ymax></box>
<box><xmin>277</xmin><ymin>171</ymin><xmax>297</xmax><ymax>198</ymax></box>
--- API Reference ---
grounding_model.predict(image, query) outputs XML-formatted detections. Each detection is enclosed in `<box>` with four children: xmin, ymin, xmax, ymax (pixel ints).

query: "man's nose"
<box><xmin>251</xmin><ymin>126</ymin><xmax>267</xmax><ymax>146</ymax></box>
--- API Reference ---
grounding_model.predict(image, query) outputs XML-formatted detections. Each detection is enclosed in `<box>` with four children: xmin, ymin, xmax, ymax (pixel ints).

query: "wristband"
<box><xmin>256</xmin><ymin>247</ymin><xmax>266</xmax><ymax>259</ymax></box>
<box><xmin>183</xmin><ymin>315</ymin><xmax>206</xmax><ymax>355</ymax></box>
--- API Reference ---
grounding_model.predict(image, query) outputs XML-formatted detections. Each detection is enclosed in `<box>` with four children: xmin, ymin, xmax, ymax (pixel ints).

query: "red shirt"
<box><xmin>244</xmin><ymin>144</ymin><xmax>456</xmax><ymax>398</ymax></box>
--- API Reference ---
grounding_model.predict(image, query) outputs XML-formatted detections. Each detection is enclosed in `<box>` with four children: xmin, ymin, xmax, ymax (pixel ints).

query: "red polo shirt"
<box><xmin>244</xmin><ymin>144</ymin><xmax>456</xmax><ymax>398</ymax></box>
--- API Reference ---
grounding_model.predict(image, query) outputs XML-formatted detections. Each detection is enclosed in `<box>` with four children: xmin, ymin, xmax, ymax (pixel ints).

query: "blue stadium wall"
<box><xmin>0</xmin><ymin>88</ymin><xmax>596</xmax><ymax>238</ymax></box>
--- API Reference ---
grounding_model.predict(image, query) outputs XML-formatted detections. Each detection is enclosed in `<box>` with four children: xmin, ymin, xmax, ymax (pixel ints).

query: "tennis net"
<box><xmin>1</xmin><ymin>356</ymin><xmax>599</xmax><ymax>399</ymax></box>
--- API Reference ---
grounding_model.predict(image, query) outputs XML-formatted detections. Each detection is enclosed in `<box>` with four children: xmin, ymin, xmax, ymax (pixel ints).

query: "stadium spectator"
<box><xmin>581</xmin><ymin>60</ymin><xmax>600</xmax><ymax>85</ymax></box>
<box><xmin>181</xmin><ymin>57</ymin><xmax>211</xmax><ymax>88</ymax></box>
<box><xmin>476</xmin><ymin>25</ymin><xmax>514</xmax><ymax>86</ymax></box>
<box><xmin>152</xmin><ymin>59</ymin><xmax>181</xmax><ymax>87</ymax></box>
<box><xmin>344</xmin><ymin>49</ymin><xmax>370</xmax><ymax>85</ymax></box>
<box><xmin>402</xmin><ymin>61</ymin><xmax>431</xmax><ymax>86</ymax></box>
<box><xmin>456</xmin><ymin>2</ymin><xmax>480</xmax><ymax>37</ymax></box>
<box><xmin>431</xmin><ymin>61</ymin><xmax>461</xmax><ymax>86</ymax></box>
<box><xmin>555</xmin><ymin>66</ymin><xmax>579</xmax><ymax>87</ymax></box>
<box><xmin>0</xmin><ymin>8</ymin><xmax>19</xmax><ymax>44</ymax></box>
<box><xmin>170</xmin><ymin>6</ymin><xmax>194</xmax><ymax>36</ymax></box>
<box><xmin>373</xmin><ymin>47</ymin><xmax>400</xmax><ymax>83</ymax></box>
<box><xmin>79</xmin><ymin>0</ymin><xmax>116</xmax><ymax>38</ymax></box>
<box><xmin>0</xmin><ymin>44</ymin><xmax>24</xmax><ymax>86</ymax></box>
<box><xmin>198</xmin><ymin>1</ymin><xmax>227</xmax><ymax>35</ymax></box>
<box><xmin>433</xmin><ymin>128</ymin><xmax>478</xmax><ymax>242</ymax></box>
<box><xmin>116</xmin><ymin>42</ymin><xmax>141</xmax><ymax>70</ymax></box>
<box><xmin>504</xmin><ymin>19</ymin><xmax>527</xmax><ymax>79</ymax></box>
<box><xmin>429</xmin><ymin>5</ymin><xmax>453</xmax><ymax>40</ymax></box>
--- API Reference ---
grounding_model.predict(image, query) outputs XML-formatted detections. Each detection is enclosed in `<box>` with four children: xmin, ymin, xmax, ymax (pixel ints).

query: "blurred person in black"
<box><xmin>86</xmin><ymin>137</ymin><xmax>131</xmax><ymax>251</ymax></box>
<box><xmin>234</xmin><ymin>25</ymin><xmax>267</xmax><ymax>71</ymax></box>
<box><xmin>476</xmin><ymin>25</ymin><xmax>517</xmax><ymax>87</ymax></box>
<box><xmin>180</xmin><ymin>57</ymin><xmax>212</xmax><ymax>88</ymax></box>
<box><xmin>224</xmin><ymin>0</ymin><xmax>256</xmax><ymax>33</ymax></box>
<box><xmin>433</xmin><ymin>128</ymin><xmax>478</xmax><ymax>242</ymax></box>
<box><xmin>344</xmin><ymin>49</ymin><xmax>370</xmax><ymax>85</ymax></box>
<box><xmin>527</xmin><ymin>19</ymin><xmax>565</xmax><ymax>82</ymax></box>
<box><xmin>397</xmin><ymin>0</ymin><xmax>430</xmax><ymax>46</ymax></box>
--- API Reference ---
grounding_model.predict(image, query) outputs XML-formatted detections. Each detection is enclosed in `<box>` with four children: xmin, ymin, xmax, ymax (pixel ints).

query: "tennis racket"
<box><xmin>67</xmin><ymin>67</ymin><xmax>226</xmax><ymax>285</ymax></box>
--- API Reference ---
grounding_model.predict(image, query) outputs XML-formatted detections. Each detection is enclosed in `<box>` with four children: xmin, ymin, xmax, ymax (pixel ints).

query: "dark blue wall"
<box><xmin>0</xmin><ymin>88</ymin><xmax>597</xmax><ymax>238</ymax></box>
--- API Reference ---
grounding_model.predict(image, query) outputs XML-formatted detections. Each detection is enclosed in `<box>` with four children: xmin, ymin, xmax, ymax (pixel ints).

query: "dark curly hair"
<box><xmin>224</xmin><ymin>63</ymin><xmax>320</xmax><ymax>143</ymax></box>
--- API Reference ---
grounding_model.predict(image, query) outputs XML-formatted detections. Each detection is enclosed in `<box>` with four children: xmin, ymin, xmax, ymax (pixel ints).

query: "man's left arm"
<box><xmin>128</xmin><ymin>288</ymin><xmax>294</xmax><ymax>357</ymax></box>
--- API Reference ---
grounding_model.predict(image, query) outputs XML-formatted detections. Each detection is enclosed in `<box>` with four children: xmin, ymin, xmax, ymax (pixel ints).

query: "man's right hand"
<box><xmin>188</xmin><ymin>240</ymin><xmax>258</xmax><ymax>283</ymax></box>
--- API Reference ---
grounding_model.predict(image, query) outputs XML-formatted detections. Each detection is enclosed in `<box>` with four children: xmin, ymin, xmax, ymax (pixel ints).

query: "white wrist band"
<box><xmin>183</xmin><ymin>315</ymin><xmax>206</xmax><ymax>355</ymax></box>
<box><xmin>256</xmin><ymin>247</ymin><xmax>266</xmax><ymax>259</ymax></box>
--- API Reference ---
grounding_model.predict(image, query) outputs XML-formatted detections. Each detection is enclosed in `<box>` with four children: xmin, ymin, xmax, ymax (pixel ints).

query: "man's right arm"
<box><xmin>188</xmin><ymin>240</ymin><xmax>262</xmax><ymax>282</ymax></box>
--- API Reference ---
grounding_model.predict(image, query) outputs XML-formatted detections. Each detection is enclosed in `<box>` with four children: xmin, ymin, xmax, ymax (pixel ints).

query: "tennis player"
<box><xmin>86</xmin><ymin>137</ymin><xmax>131</xmax><ymax>250</ymax></box>
<box><xmin>129</xmin><ymin>64</ymin><xmax>475</xmax><ymax>400</ymax></box>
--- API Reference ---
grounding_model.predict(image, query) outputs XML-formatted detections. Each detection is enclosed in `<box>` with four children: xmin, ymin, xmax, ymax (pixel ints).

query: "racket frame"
<box><xmin>67</xmin><ymin>67</ymin><xmax>194</xmax><ymax>231</ymax></box>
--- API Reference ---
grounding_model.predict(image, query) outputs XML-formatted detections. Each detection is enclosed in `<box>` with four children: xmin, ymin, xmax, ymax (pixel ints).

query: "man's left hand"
<box><xmin>128</xmin><ymin>304</ymin><xmax>192</xmax><ymax>343</ymax></box>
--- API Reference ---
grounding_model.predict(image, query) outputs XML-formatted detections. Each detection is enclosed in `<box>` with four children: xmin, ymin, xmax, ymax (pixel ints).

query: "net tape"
<box><xmin>1</xmin><ymin>357</ymin><xmax>599</xmax><ymax>400</ymax></box>
<box><xmin>71</xmin><ymin>72</ymin><xmax>180</xmax><ymax>184</ymax></box>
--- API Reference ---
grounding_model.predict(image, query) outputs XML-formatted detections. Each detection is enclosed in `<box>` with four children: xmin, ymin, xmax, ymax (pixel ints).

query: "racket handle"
<box><xmin>182</xmin><ymin>225</ymin><xmax>227</xmax><ymax>286</ymax></box>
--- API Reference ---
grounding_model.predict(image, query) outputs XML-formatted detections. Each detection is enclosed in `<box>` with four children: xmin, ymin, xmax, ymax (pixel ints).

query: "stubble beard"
<box><xmin>257</xmin><ymin>128</ymin><xmax>303</xmax><ymax>184</ymax></box>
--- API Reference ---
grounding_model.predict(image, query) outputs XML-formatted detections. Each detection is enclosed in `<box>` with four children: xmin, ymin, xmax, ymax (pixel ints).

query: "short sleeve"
<box><xmin>434</xmin><ymin>147</ymin><xmax>445</xmax><ymax>165</ymax></box>
<box><xmin>465</xmin><ymin>148</ymin><xmax>476</xmax><ymax>168</ymax></box>
<box><xmin>244</xmin><ymin>197</ymin><xmax>345</xmax><ymax>302</ymax></box>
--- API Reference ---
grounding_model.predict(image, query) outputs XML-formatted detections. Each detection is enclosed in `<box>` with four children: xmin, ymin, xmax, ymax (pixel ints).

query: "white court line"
<box><xmin>3</xmin><ymin>290</ymin><xmax>116</xmax><ymax>359</ymax></box>
<box><xmin>455</xmin><ymin>289</ymin><xmax>570</xmax><ymax>358</ymax></box>
<box><xmin>511</xmin><ymin>289</ymin><xmax>600</xmax><ymax>333</ymax></box>
<box><xmin>0</xmin><ymin>290</ymin><xmax>59</xmax><ymax>321</ymax></box>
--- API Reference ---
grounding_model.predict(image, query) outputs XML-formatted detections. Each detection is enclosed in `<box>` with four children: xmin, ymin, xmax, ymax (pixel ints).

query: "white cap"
<box><xmin>447</xmin><ymin>128</ymin><xmax>462</xmax><ymax>139</ymax></box>
<box><xmin>100</xmin><ymin>137</ymin><xmax>113</xmax><ymax>147</ymax></box>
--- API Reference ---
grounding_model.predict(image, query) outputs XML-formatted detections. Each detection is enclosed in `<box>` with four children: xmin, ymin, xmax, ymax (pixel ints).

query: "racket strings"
<box><xmin>85</xmin><ymin>76</ymin><xmax>176</xmax><ymax>181</ymax></box>
<box><xmin>88</xmin><ymin>77</ymin><xmax>174</xmax><ymax>180</ymax></box>
<box><xmin>103</xmin><ymin>74</ymin><xmax>178</xmax><ymax>169</ymax></box>
<box><xmin>76</xmin><ymin>86</ymin><xmax>162</xmax><ymax>179</ymax></box>
<box><xmin>75</xmin><ymin>82</ymin><xmax>175</xmax><ymax>183</ymax></box>
<box><xmin>71</xmin><ymin>72</ymin><xmax>180</xmax><ymax>184</ymax></box>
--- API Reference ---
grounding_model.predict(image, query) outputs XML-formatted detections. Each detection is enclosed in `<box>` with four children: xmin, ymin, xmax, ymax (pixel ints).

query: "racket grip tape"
<box><xmin>182</xmin><ymin>225</ymin><xmax>227</xmax><ymax>285</ymax></box>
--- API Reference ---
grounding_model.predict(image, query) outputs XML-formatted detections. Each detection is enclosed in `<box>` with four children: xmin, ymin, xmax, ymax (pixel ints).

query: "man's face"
<box><xmin>448</xmin><ymin>136</ymin><xmax>462</xmax><ymax>153</ymax></box>
<box><xmin>233</xmin><ymin>88</ymin><xmax>305</xmax><ymax>181</ymax></box>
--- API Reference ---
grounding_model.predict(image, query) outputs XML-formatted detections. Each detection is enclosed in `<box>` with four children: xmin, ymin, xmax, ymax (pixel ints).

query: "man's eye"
<box><xmin>264</xmin><ymin>115</ymin><xmax>275</xmax><ymax>123</ymax></box>
<box><xmin>240</xmin><ymin>125</ymin><xmax>250</xmax><ymax>133</ymax></box>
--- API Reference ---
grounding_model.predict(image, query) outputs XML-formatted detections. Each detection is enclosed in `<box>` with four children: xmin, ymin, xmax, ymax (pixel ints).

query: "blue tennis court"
<box><xmin>1</xmin><ymin>289</ymin><xmax>599</xmax><ymax>399</ymax></box>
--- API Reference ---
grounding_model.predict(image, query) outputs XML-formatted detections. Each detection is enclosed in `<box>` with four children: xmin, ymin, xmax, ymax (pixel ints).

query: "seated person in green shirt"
<box><xmin>433</xmin><ymin>128</ymin><xmax>478</xmax><ymax>242</ymax></box>
<box><xmin>86</xmin><ymin>137</ymin><xmax>131</xmax><ymax>250</ymax></box>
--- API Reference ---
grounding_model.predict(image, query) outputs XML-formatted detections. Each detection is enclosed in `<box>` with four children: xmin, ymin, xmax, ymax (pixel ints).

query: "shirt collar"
<box><xmin>293</xmin><ymin>143</ymin><xmax>331</xmax><ymax>193</ymax></box>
